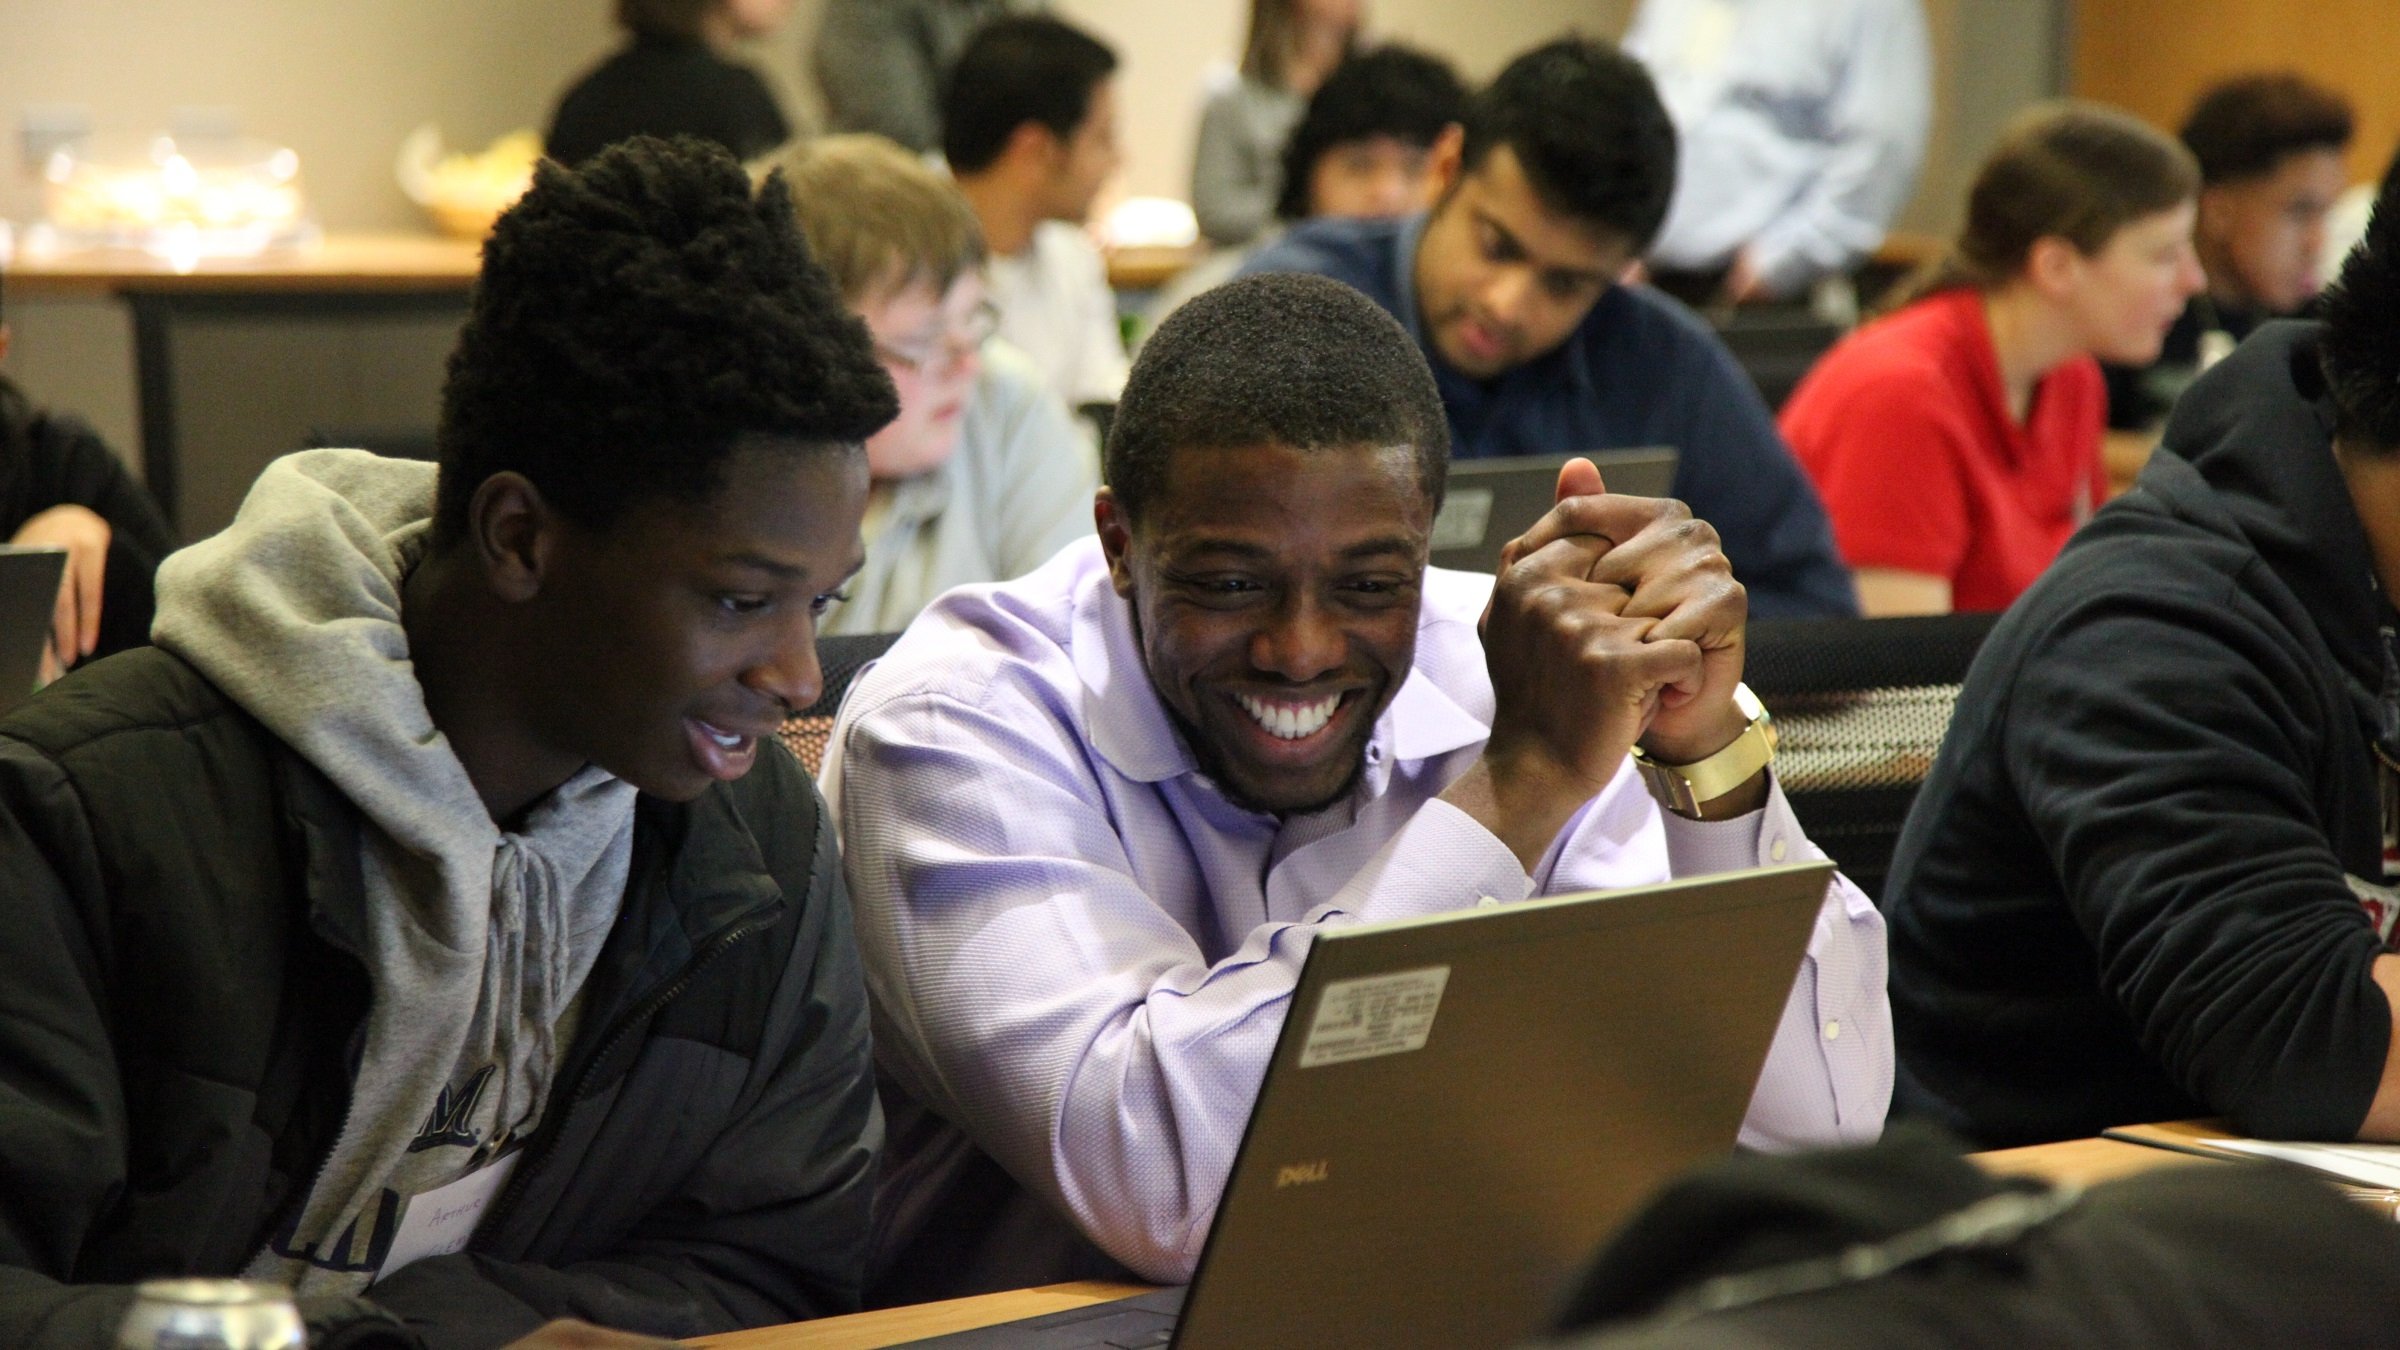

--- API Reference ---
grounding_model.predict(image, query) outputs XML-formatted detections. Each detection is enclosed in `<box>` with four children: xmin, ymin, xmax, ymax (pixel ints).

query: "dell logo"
<box><xmin>1274</xmin><ymin>1160</ymin><xmax>1330</xmax><ymax>1188</ymax></box>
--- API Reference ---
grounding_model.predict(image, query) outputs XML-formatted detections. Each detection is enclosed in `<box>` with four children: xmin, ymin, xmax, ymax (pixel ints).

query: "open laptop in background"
<box><xmin>1430</xmin><ymin>448</ymin><xmax>1679</xmax><ymax>573</ymax></box>
<box><xmin>900</xmin><ymin>860</ymin><xmax>1838</xmax><ymax>1350</ymax></box>
<box><xmin>0</xmin><ymin>546</ymin><xmax>68</xmax><ymax>717</ymax></box>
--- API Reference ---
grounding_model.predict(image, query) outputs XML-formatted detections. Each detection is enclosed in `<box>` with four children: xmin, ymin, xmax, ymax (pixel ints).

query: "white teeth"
<box><xmin>1234</xmin><ymin>692</ymin><xmax>1341</xmax><ymax>741</ymax></box>
<box><xmin>703</xmin><ymin>726</ymin><xmax>744</xmax><ymax>749</ymax></box>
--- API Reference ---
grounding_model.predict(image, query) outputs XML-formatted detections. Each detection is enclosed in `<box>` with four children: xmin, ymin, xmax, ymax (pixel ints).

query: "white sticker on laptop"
<box><xmin>1299</xmin><ymin>967</ymin><xmax>1451</xmax><ymax>1068</ymax></box>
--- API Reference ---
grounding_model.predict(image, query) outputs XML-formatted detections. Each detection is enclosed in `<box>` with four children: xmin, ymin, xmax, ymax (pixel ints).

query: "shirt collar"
<box><xmin>1066</xmin><ymin>555</ymin><xmax>1492</xmax><ymax>790</ymax></box>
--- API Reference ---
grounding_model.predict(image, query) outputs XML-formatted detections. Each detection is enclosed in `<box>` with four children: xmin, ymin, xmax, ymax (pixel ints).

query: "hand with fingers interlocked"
<box><xmin>1443</xmin><ymin>456</ymin><xmax>1757</xmax><ymax>868</ymax></box>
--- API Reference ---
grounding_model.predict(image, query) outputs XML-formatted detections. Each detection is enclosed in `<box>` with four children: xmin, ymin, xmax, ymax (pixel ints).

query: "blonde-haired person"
<box><xmin>780</xmin><ymin>134</ymin><xmax>1097</xmax><ymax>636</ymax></box>
<box><xmin>1191</xmin><ymin>0</ymin><xmax>1363</xmax><ymax>247</ymax></box>
<box><xmin>1779</xmin><ymin>102</ymin><xmax>2206</xmax><ymax>615</ymax></box>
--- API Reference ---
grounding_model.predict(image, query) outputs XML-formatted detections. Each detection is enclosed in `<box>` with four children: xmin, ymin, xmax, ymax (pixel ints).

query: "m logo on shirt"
<box><xmin>409</xmin><ymin>1064</ymin><xmax>495</xmax><ymax>1153</ymax></box>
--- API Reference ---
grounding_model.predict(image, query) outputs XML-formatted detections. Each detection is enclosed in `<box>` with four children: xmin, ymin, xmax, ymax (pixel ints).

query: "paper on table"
<box><xmin>2207</xmin><ymin>1139</ymin><xmax>2400</xmax><ymax>1189</ymax></box>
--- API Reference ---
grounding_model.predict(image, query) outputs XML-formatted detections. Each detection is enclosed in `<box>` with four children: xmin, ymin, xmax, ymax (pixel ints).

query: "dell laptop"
<box><xmin>901</xmin><ymin>860</ymin><xmax>1837</xmax><ymax>1350</ymax></box>
<box><xmin>1429</xmin><ymin>448</ymin><xmax>1679</xmax><ymax>573</ymax></box>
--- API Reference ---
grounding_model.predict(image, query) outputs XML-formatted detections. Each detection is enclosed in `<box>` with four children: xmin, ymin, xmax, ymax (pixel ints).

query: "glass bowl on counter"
<box><xmin>33</xmin><ymin>132</ymin><xmax>315</xmax><ymax>266</ymax></box>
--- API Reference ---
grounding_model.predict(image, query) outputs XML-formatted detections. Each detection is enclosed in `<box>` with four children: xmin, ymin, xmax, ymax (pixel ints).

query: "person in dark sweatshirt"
<box><xmin>0</xmin><ymin>268</ymin><xmax>176</xmax><ymax>682</ymax></box>
<box><xmin>548</xmin><ymin>0</ymin><xmax>795</xmax><ymax>167</ymax></box>
<box><xmin>0</xmin><ymin>138</ymin><xmax>895</xmax><ymax>1349</ymax></box>
<box><xmin>1884</xmin><ymin>171</ymin><xmax>2400</xmax><ymax>1150</ymax></box>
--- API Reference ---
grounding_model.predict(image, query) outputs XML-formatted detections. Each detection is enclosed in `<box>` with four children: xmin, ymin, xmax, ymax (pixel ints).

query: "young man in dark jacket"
<box><xmin>1885</xmin><ymin>175</ymin><xmax>2400</xmax><ymax>1150</ymax></box>
<box><xmin>0</xmin><ymin>137</ymin><xmax>896</xmax><ymax>1349</ymax></box>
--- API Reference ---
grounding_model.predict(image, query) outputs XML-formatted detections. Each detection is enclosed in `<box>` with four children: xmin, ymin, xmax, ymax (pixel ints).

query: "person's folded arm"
<box><xmin>2007</xmin><ymin>592</ymin><xmax>2393</xmax><ymax>1141</ymax></box>
<box><xmin>825</xmin><ymin>677</ymin><xmax>1537</xmax><ymax>1284</ymax></box>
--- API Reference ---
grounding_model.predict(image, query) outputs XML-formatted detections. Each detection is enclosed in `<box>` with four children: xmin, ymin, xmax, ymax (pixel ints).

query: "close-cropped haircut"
<box><xmin>777</xmin><ymin>134</ymin><xmax>988</xmax><ymax>303</ymax></box>
<box><xmin>2180</xmin><ymin>74</ymin><xmax>2354</xmax><ymax>186</ymax></box>
<box><xmin>2319</xmin><ymin>174</ymin><xmax>2400</xmax><ymax>452</ymax></box>
<box><xmin>434</xmin><ymin>136</ymin><xmax>897</xmax><ymax>545</ymax></box>
<box><xmin>1886</xmin><ymin>101</ymin><xmax>2199</xmax><ymax>310</ymax></box>
<box><xmin>941</xmin><ymin>16</ymin><xmax>1118</xmax><ymax>175</ymax></box>
<box><xmin>1456</xmin><ymin>38</ymin><xmax>1677</xmax><ymax>251</ymax></box>
<box><xmin>1275</xmin><ymin>44</ymin><xmax>1468</xmax><ymax>223</ymax></box>
<box><xmin>1107</xmin><ymin>273</ymin><xmax>1448</xmax><ymax>522</ymax></box>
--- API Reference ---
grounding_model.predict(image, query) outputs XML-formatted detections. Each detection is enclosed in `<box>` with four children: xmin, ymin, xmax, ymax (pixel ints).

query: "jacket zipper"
<box><xmin>471</xmin><ymin>910</ymin><xmax>784</xmax><ymax>1243</ymax></box>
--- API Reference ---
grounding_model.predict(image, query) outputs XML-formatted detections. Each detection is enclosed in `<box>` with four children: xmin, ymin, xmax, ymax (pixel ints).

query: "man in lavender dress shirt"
<box><xmin>821</xmin><ymin>273</ymin><xmax>1891</xmax><ymax>1304</ymax></box>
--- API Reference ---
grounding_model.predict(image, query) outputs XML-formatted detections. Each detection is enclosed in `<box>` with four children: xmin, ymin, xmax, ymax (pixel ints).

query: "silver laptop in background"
<box><xmin>900</xmin><ymin>860</ymin><xmax>1837</xmax><ymax>1350</ymax></box>
<box><xmin>0</xmin><ymin>546</ymin><xmax>68</xmax><ymax>717</ymax></box>
<box><xmin>1429</xmin><ymin>448</ymin><xmax>1679</xmax><ymax>574</ymax></box>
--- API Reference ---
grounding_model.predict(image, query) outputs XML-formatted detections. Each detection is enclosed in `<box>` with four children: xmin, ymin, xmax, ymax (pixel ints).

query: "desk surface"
<box><xmin>676</xmin><ymin>1133</ymin><xmax>2191</xmax><ymax>1348</ymax></box>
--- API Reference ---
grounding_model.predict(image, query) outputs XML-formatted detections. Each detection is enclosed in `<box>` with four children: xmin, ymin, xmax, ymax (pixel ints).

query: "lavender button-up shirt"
<box><xmin>822</xmin><ymin>538</ymin><xmax>1891</xmax><ymax>1285</ymax></box>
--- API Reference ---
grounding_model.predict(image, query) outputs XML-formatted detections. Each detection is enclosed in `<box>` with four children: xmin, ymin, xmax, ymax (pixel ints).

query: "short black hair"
<box><xmin>434</xmin><ymin>135</ymin><xmax>896</xmax><ymax>545</ymax></box>
<box><xmin>942</xmin><ymin>16</ymin><xmax>1119</xmax><ymax>175</ymax></box>
<box><xmin>1275</xmin><ymin>44</ymin><xmax>1467</xmax><ymax>222</ymax></box>
<box><xmin>2320</xmin><ymin>173</ymin><xmax>2400</xmax><ymax>451</ymax></box>
<box><xmin>1457</xmin><ymin>37</ymin><xmax>1677</xmax><ymax>251</ymax></box>
<box><xmin>1107</xmin><ymin>273</ymin><xmax>1448</xmax><ymax>522</ymax></box>
<box><xmin>2180</xmin><ymin>74</ymin><xmax>2354</xmax><ymax>187</ymax></box>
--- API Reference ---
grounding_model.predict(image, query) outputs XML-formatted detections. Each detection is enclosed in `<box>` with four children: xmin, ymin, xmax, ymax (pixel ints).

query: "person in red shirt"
<box><xmin>1781</xmin><ymin>102</ymin><xmax>2205</xmax><ymax>615</ymax></box>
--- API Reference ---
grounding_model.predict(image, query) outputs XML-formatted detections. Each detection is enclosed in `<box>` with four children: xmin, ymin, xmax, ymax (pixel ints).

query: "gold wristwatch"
<box><xmin>1629</xmin><ymin>682</ymin><xmax>1777</xmax><ymax>819</ymax></box>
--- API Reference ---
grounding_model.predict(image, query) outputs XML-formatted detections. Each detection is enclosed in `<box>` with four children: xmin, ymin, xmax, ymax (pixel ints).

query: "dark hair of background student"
<box><xmin>2180</xmin><ymin>73</ymin><xmax>2355</xmax><ymax>187</ymax></box>
<box><xmin>1454</xmin><ymin>37</ymin><xmax>1678</xmax><ymax>251</ymax></box>
<box><xmin>941</xmin><ymin>16</ymin><xmax>1120</xmax><ymax>175</ymax></box>
<box><xmin>1105</xmin><ymin>272</ymin><xmax>1448</xmax><ymax>523</ymax></box>
<box><xmin>1886</xmin><ymin>101</ymin><xmax>2200</xmax><ymax>311</ymax></box>
<box><xmin>433</xmin><ymin>135</ymin><xmax>896</xmax><ymax>546</ymax></box>
<box><xmin>1274</xmin><ymin>44</ymin><xmax>1468</xmax><ymax>223</ymax></box>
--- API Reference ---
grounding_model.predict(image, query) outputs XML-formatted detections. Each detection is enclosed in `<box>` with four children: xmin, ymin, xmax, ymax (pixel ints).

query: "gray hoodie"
<box><xmin>152</xmin><ymin>449</ymin><xmax>637</xmax><ymax>1295</ymax></box>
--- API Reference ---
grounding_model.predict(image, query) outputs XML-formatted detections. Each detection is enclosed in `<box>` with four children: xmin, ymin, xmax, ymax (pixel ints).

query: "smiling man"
<box><xmin>822</xmin><ymin>272</ymin><xmax>1889</xmax><ymax>1304</ymax></box>
<box><xmin>1242</xmin><ymin>37</ymin><xmax>1855</xmax><ymax>619</ymax></box>
<box><xmin>0</xmin><ymin>138</ymin><xmax>895</xmax><ymax>1348</ymax></box>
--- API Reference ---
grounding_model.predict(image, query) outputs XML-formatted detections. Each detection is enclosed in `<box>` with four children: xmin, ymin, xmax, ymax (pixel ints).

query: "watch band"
<box><xmin>1629</xmin><ymin>682</ymin><xmax>1777</xmax><ymax>819</ymax></box>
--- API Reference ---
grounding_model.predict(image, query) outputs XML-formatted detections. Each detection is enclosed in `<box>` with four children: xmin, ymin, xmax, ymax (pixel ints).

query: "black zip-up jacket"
<box><xmin>1886</xmin><ymin>321</ymin><xmax>2397</xmax><ymax>1149</ymax></box>
<box><xmin>0</xmin><ymin>647</ymin><xmax>881</xmax><ymax>1348</ymax></box>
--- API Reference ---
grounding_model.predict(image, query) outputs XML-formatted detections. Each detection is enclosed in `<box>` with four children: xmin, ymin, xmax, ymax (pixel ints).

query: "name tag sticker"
<box><xmin>1299</xmin><ymin>967</ymin><xmax>1450</xmax><ymax>1068</ymax></box>
<box><xmin>375</xmin><ymin>1149</ymin><xmax>521</xmax><ymax>1283</ymax></box>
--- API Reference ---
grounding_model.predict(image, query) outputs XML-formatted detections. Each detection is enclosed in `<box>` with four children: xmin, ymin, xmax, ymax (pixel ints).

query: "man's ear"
<box><xmin>1095</xmin><ymin>487</ymin><xmax>1138</xmax><ymax>598</ymax></box>
<box><xmin>1005</xmin><ymin>120</ymin><xmax>1061</xmax><ymax>175</ymax></box>
<box><xmin>465</xmin><ymin>472</ymin><xmax>555</xmax><ymax>604</ymax></box>
<box><xmin>1425</xmin><ymin>126</ymin><xmax>1466</xmax><ymax>203</ymax></box>
<box><xmin>2195</xmin><ymin>185</ymin><xmax>2232</xmax><ymax>247</ymax></box>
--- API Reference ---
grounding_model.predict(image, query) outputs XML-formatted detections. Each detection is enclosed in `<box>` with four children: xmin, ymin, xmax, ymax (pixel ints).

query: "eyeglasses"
<box><xmin>875</xmin><ymin>300</ymin><xmax>999</xmax><ymax>375</ymax></box>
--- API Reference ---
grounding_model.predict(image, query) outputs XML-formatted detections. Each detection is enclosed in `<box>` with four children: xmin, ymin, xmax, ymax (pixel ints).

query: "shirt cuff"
<box><xmin>1658</xmin><ymin>771</ymin><xmax>1810</xmax><ymax>878</ymax></box>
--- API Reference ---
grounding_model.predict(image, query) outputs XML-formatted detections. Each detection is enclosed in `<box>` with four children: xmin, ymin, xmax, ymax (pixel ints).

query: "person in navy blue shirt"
<box><xmin>1244</xmin><ymin>37</ymin><xmax>1856</xmax><ymax>619</ymax></box>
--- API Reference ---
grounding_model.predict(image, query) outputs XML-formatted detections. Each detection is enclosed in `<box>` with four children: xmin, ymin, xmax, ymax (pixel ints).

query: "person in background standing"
<box><xmin>1780</xmin><ymin>104</ymin><xmax>2203</xmax><ymax>616</ymax></box>
<box><xmin>778</xmin><ymin>135</ymin><xmax>1097</xmax><ymax>637</ymax></box>
<box><xmin>812</xmin><ymin>0</ymin><xmax>1045</xmax><ymax>154</ymax></box>
<box><xmin>1625</xmin><ymin>0</ymin><xmax>1931</xmax><ymax>307</ymax></box>
<box><xmin>1190</xmin><ymin>0</ymin><xmax>1363</xmax><ymax>248</ymax></box>
<box><xmin>944</xmin><ymin>16</ymin><xmax>1129</xmax><ymax>413</ymax></box>
<box><xmin>547</xmin><ymin>0</ymin><xmax>796</xmax><ymax>166</ymax></box>
<box><xmin>2103</xmin><ymin>73</ymin><xmax>2354</xmax><ymax>433</ymax></box>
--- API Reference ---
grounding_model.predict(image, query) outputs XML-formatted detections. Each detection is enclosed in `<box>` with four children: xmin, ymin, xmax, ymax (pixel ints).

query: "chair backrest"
<box><xmin>775</xmin><ymin>629</ymin><xmax>905</xmax><ymax>776</ymax></box>
<box><xmin>1742</xmin><ymin>612</ymin><xmax>2000</xmax><ymax>902</ymax></box>
<box><xmin>1713</xmin><ymin>308</ymin><xmax>1847</xmax><ymax>411</ymax></box>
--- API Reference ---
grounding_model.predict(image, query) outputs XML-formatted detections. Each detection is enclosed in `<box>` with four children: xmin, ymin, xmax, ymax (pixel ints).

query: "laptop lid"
<box><xmin>0</xmin><ymin>545</ymin><xmax>68</xmax><ymax>717</ymax></box>
<box><xmin>1428</xmin><ymin>448</ymin><xmax>1679</xmax><ymax>573</ymax></box>
<box><xmin>1173</xmin><ymin>861</ymin><xmax>1834</xmax><ymax>1350</ymax></box>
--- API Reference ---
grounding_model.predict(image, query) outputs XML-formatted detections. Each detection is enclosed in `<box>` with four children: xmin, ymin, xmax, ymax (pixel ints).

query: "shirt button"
<box><xmin>1769</xmin><ymin>836</ymin><xmax>1789</xmax><ymax>863</ymax></box>
<box><xmin>1823</xmin><ymin>1020</ymin><xmax>1842</xmax><ymax>1041</ymax></box>
<box><xmin>1476</xmin><ymin>895</ymin><xmax>1501</xmax><ymax>909</ymax></box>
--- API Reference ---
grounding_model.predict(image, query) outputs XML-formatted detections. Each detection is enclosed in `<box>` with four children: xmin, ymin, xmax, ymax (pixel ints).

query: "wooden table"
<box><xmin>685</xmin><ymin>1281</ymin><xmax>1152</xmax><ymax>1350</ymax></box>
<box><xmin>1970</xmin><ymin>1132</ymin><xmax>2202</xmax><ymax>1187</ymax></box>
<box><xmin>6</xmin><ymin>232</ymin><xmax>482</xmax><ymax>533</ymax></box>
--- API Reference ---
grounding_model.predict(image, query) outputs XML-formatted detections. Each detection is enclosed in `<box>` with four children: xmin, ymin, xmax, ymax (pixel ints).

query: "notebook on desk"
<box><xmin>898</xmin><ymin>860</ymin><xmax>1838</xmax><ymax>1350</ymax></box>
<box><xmin>1428</xmin><ymin>448</ymin><xmax>1678</xmax><ymax>574</ymax></box>
<box><xmin>0</xmin><ymin>546</ymin><xmax>68</xmax><ymax>717</ymax></box>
